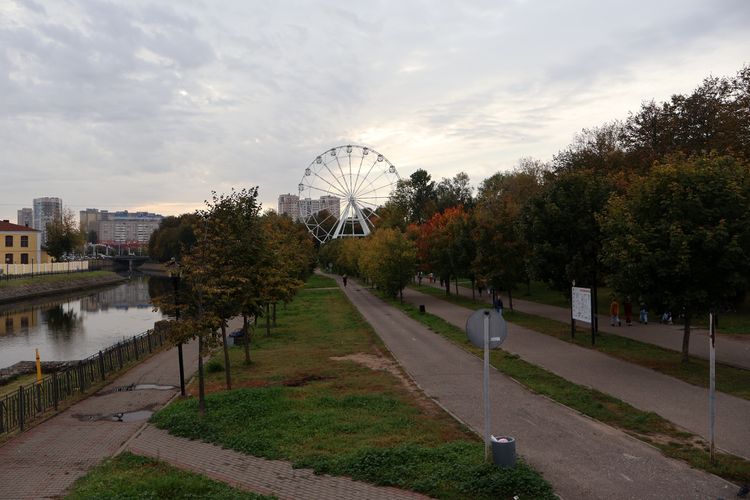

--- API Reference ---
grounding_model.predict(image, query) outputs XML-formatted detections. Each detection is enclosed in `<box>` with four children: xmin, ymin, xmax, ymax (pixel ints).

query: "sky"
<box><xmin>1</xmin><ymin>0</ymin><xmax>749</xmax><ymax>222</ymax></box>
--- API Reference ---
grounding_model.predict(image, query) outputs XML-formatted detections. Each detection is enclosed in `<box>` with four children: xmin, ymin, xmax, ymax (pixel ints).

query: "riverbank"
<box><xmin>0</xmin><ymin>271</ymin><xmax>127</xmax><ymax>304</ymax></box>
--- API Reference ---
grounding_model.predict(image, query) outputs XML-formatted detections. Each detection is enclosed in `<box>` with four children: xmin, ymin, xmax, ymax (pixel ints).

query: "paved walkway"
<box><xmin>0</xmin><ymin>316</ymin><xmax>431</xmax><ymax>500</ymax></box>
<box><xmin>336</xmin><ymin>276</ymin><xmax>736</xmax><ymax>499</ymax></box>
<box><xmin>401</xmin><ymin>287</ymin><xmax>750</xmax><ymax>460</ymax></box>
<box><xmin>128</xmin><ymin>425</ymin><xmax>428</xmax><ymax>500</ymax></box>
<box><xmin>428</xmin><ymin>281</ymin><xmax>750</xmax><ymax>370</ymax></box>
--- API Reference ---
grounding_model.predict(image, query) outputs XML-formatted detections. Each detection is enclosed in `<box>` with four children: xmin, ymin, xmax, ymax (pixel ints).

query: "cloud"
<box><xmin>1</xmin><ymin>0</ymin><xmax>749</xmax><ymax>220</ymax></box>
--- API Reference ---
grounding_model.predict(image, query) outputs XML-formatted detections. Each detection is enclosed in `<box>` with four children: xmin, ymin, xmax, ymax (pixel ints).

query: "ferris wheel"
<box><xmin>298</xmin><ymin>145</ymin><xmax>400</xmax><ymax>244</ymax></box>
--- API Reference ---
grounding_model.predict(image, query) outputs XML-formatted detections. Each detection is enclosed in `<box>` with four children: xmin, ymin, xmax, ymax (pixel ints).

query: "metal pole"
<box><xmin>178</xmin><ymin>343</ymin><xmax>185</xmax><ymax>396</ymax></box>
<box><xmin>571</xmin><ymin>281</ymin><xmax>576</xmax><ymax>339</ymax></box>
<box><xmin>709</xmin><ymin>312</ymin><xmax>716</xmax><ymax>463</ymax></box>
<box><xmin>591</xmin><ymin>289</ymin><xmax>596</xmax><ymax>346</ymax></box>
<box><xmin>483</xmin><ymin>310</ymin><xmax>491</xmax><ymax>462</ymax></box>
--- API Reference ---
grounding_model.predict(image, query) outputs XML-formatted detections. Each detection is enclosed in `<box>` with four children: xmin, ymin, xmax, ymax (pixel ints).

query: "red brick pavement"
<box><xmin>127</xmin><ymin>425</ymin><xmax>431</xmax><ymax>500</ymax></box>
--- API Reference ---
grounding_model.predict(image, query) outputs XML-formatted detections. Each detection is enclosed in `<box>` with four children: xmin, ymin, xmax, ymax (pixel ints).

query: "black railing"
<box><xmin>0</xmin><ymin>328</ymin><xmax>167</xmax><ymax>435</ymax></box>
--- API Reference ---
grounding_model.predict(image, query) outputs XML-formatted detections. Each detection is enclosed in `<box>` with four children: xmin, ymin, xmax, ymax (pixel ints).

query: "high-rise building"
<box><xmin>79</xmin><ymin>208</ymin><xmax>101</xmax><ymax>238</ymax></box>
<box><xmin>96</xmin><ymin>211</ymin><xmax>163</xmax><ymax>246</ymax></box>
<box><xmin>278</xmin><ymin>194</ymin><xmax>300</xmax><ymax>220</ymax></box>
<box><xmin>299</xmin><ymin>195</ymin><xmax>341</xmax><ymax>220</ymax></box>
<box><xmin>17</xmin><ymin>208</ymin><xmax>32</xmax><ymax>227</ymax></box>
<box><xmin>32</xmin><ymin>197</ymin><xmax>62</xmax><ymax>246</ymax></box>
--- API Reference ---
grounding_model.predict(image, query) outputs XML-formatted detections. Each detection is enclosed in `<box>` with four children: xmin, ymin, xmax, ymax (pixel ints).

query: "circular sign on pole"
<box><xmin>466</xmin><ymin>309</ymin><xmax>508</xmax><ymax>349</ymax></box>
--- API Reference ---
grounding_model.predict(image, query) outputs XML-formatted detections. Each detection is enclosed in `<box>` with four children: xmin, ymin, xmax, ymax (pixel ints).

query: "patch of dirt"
<box><xmin>330</xmin><ymin>351</ymin><xmax>441</xmax><ymax>416</ymax></box>
<box><xmin>282</xmin><ymin>374</ymin><xmax>333</xmax><ymax>387</ymax></box>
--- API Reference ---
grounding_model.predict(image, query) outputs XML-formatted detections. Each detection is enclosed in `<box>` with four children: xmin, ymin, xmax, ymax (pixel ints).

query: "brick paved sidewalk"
<box><xmin>0</xmin><ymin>335</ymin><xmax>200</xmax><ymax>499</ymax></box>
<box><xmin>128</xmin><ymin>425</ymin><xmax>430</xmax><ymax>500</ymax></box>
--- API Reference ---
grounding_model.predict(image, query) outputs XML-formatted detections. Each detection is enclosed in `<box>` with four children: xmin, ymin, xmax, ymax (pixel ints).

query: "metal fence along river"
<box><xmin>0</xmin><ymin>327</ymin><xmax>167</xmax><ymax>435</ymax></box>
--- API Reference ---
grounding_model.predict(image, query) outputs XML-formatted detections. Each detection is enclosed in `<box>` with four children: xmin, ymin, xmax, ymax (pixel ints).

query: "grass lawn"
<box><xmin>389</xmin><ymin>295</ymin><xmax>750</xmax><ymax>486</ymax></box>
<box><xmin>67</xmin><ymin>452</ymin><xmax>274</xmax><ymax>499</ymax></box>
<box><xmin>413</xmin><ymin>284</ymin><xmax>750</xmax><ymax>401</ymax></box>
<box><xmin>151</xmin><ymin>274</ymin><xmax>555</xmax><ymax>500</ymax></box>
<box><xmin>0</xmin><ymin>270</ymin><xmax>118</xmax><ymax>289</ymax></box>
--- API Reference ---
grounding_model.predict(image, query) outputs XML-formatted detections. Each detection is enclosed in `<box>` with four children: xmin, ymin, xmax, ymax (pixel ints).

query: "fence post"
<box><xmin>98</xmin><ymin>351</ymin><xmax>105</xmax><ymax>381</ymax></box>
<box><xmin>0</xmin><ymin>400</ymin><xmax>4</xmax><ymax>433</ymax></box>
<box><xmin>18</xmin><ymin>386</ymin><xmax>24</xmax><ymax>432</ymax></box>
<box><xmin>133</xmin><ymin>336</ymin><xmax>139</xmax><ymax>360</ymax></box>
<box><xmin>52</xmin><ymin>372</ymin><xmax>58</xmax><ymax>411</ymax></box>
<box><xmin>147</xmin><ymin>332</ymin><xmax>152</xmax><ymax>353</ymax></box>
<box><xmin>117</xmin><ymin>342</ymin><xmax>123</xmax><ymax>369</ymax></box>
<box><xmin>35</xmin><ymin>383</ymin><xmax>42</xmax><ymax>414</ymax></box>
<box><xmin>79</xmin><ymin>362</ymin><xmax>86</xmax><ymax>393</ymax></box>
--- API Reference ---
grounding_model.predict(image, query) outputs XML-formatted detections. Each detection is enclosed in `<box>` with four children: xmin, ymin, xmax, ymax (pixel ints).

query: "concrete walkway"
<box><xmin>429</xmin><ymin>281</ymin><xmax>750</xmax><ymax>370</ymax></box>
<box><xmin>337</xmin><ymin>277</ymin><xmax>735</xmax><ymax>499</ymax></box>
<box><xmin>128</xmin><ymin>425</ymin><xmax>428</xmax><ymax>500</ymax></box>
<box><xmin>402</xmin><ymin>286</ymin><xmax>750</xmax><ymax>460</ymax></box>
<box><xmin>0</xmin><ymin>315</ymin><xmax>431</xmax><ymax>500</ymax></box>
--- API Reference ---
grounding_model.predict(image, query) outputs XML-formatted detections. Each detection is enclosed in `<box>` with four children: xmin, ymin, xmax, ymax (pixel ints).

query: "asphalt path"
<box><xmin>401</xmin><ymin>286</ymin><xmax>750</xmax><ymax>460</ymax></box>
<box><xmin>430</xmin><ymin>281</ymin><xmax>750</xmax><ymax>370</ymax></box>
<box><xmin>336</xmin><ymin>277</ymin><xmax>736</xmax><ymax>499</ymax></box>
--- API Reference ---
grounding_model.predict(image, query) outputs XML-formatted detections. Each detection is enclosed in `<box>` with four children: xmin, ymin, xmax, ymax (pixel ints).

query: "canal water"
<box><xmin>0</xmin><ymin>275</ymin><xmax>168</xmax><ymax>370</ymax></box>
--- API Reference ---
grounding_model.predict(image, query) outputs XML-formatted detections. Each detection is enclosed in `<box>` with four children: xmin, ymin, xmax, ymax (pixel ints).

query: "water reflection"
<box><xmin>43</xmin><ymin>305</ymin><xmax>82</xmax><ymax>335</ymax></box>
<box><xmin>0</xmin><ymin>275</ymin><xmax>165</xmax><ymax>369</ymax></box>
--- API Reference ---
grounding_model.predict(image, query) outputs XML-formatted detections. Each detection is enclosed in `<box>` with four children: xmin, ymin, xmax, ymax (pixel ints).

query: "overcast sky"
<box><xmin>1</xmin><ymin>0</ymin><xmax>748</xmax><ymax>222</ymax></box>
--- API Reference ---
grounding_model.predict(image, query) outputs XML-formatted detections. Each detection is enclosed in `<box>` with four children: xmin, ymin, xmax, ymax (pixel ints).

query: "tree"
<box><xmin>417</xmin><ymin>206</ymin><xmax>475</xmax><ymax>295</ymax></box>
<box><xmin>45</xmin><ymin>209</ymin><xmax>84</xmax><ymax>260</ymax></box>
<box><xmin>389</xmin><ymin>169</ymin><xmax>437</xmax><ymax>225</ymax></box>
<box><xmin>600</xmin><ymin>154</ymin><xmax>750</xmax><ymax>362</ymax></box>
<box><xmin>359</xmin><ymin>228</ymin><xmax>416</xmax><ymax>300</ymax></box>
<box><xmin>148</xmin><ymin>214</ymin><xmax>198</xmax><ymax>262</ymax></box>
<box><xmin>435</xmin><ymin>172</ymin><xmax>474</xmax><ymax>213</ymax></box>
<box><xmin>473</xmin><ymin>167</ymin><xmax>541</xmax><ymax>308</ymax></box>
<box><xmin>521</xmin><ymin>170</ymin><xmax>614</xmax><ymax>321</ymax></box>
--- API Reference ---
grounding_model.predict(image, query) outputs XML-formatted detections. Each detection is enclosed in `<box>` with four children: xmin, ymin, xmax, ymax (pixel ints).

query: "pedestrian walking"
<box><xmin>342</xmin><ymin>274</ymin><xmax>348</xmax><ymax>287</ymax></box>
<box><xmin>624</xmin><ymin>296</ymin><xmax>633</xmax><ymax>326</ymax></box>
<box><xmin>639</xmin><ymin>300</ymin><xmax>648</xmax><ymax>324</ymax></box>
<box><xmin>610</xmin><ymin>297</ymin><xmax>621</xmax><ymax>326</ymax></box>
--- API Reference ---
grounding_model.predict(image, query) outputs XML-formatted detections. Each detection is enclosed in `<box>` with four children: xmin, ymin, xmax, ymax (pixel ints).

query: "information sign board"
<box><xmin>571</xmin><ymin>286</ymin><xmax>592</xmax><ymax>323</ymax></box>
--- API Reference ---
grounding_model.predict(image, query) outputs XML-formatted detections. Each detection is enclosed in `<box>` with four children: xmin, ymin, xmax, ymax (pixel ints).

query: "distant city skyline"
<box><xmin>1</xmin><ymin>1</ymin><xmax>749</xmax><ymax>222</ymax></box>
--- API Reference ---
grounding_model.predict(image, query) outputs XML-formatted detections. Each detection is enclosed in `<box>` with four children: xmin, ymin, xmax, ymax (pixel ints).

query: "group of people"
<box><xmin>609</xmin><ymin>297</ymin><xmax>650</xmax><ymax>327</ymax></box>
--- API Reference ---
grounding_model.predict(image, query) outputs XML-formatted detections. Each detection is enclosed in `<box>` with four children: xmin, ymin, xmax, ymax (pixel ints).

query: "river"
<box><xmin>0</xmin><ymin>275</ymin><xmax>168</xmax><ymax>370</ymax></box>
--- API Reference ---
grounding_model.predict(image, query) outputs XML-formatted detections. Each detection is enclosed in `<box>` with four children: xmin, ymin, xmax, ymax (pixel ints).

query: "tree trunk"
<box><xmin>508</xmin><ymin>289</ymin><xmax>513</xmax><ymax>311</ymax></box>
<box><xmin>399</xmin><ymin>288</ymin><xmax>403</xmax><ymax>303</ymax></box>
<box><xmin>445</xmin><ymin>278</ymin><xmax>450</xmax><ymax>295</ymax></box>
<box><xmin>198</xmin><ymin>332</ymin><xmax>205</xmax><ymax>416</ymax></box>
<box><xmin>272</xmin><ymin>303</ymin><xmax>277</xmax><ymax>327</ymax></box>
<box><xmin>265</xmin><ymin>303</ymin><xmax>271</xmax><ymax>336</ymax></box>
<box><xmin>242</xmin><ymin>314</ymin><xmax>251</xmax><ymax>365</ymax></box>
<box><xmin>681</xmin><ymin>315</ymin><xmax>691</xmax><ymax>363</ymax></box>
<box><xmin>220</xmin><ymin>322</ymin><xmax>232</xmax><ymax>390</ymax></box>
<box><xmin>471</xmin><ymin>278</ymin><xmax>475</xmax><ymax>300</ymax></box>
<box><xmin>454</xmin><ymin>276</ymin><xmax>459</xmax><ymax>295</ymax></box>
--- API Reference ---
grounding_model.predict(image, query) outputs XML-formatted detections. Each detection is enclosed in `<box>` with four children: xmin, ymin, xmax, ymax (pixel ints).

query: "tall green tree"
<box><xmin>389</xmin><ymin>169</ymin><xmax>437</xmax><ymax>225</ymax></box>
<box><xmin>600</xmin><ymin>154</ymin><xmax>750</xmax><ymax>362</ymax></box>
<box><xmin>473</xmin><ymin>167</ymin><xmax>541</xmax><ymax>307</ymax></box>
<box><xmin>521</xmin><ymin>170</ymin><xmax>614</xmax><ymax>316</ymax></box>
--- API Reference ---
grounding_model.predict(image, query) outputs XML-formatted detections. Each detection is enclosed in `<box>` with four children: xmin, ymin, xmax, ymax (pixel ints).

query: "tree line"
<box><xmin>150</xmin><ymin>188</ymin><xmax>315</xmax><ymax>413</ymax></box>
<box><xmin>321</xmin><ymin>65</ymin><xmax>750</xmax><ymax>363</ymax></box>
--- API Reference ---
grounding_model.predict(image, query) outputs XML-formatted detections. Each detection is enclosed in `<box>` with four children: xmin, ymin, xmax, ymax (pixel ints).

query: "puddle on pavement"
<box><xmin>112</xmin><ymin>410</ymin><xmax>153</xmax><ymax>422</ymax></box>
<box><xmin>133</xmin><ymin>384</ymin><xmax>174</xmax><ymax>391</ymax></box>
<box><xmin>97</xmin><ymin>383</ymin><xmax>175</xmax><ymax>396</ymax></box>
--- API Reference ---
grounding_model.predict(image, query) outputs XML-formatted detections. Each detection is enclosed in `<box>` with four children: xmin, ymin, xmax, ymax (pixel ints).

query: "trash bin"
<box><xmin>491</xmin><ymin>435</ymin><xmax>516</xmax><ymax>467</ymax></box>
<box><xmin>419</xmin><ymin>305</ymin><xmax>426</xmax><ymax>314</ymax></box>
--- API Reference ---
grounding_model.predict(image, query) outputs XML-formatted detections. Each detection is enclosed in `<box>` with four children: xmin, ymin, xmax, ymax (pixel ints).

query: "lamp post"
<box><xmin>170</xmin><ymin>259</ymin><xmax>186</xmax><ymax>396</ymax></box>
